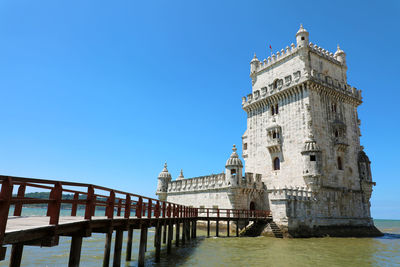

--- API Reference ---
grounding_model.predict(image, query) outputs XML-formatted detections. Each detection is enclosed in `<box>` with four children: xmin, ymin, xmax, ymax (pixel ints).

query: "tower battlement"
<box><xmin>156</xmin><ymin>25</ymin><xmax>380</xmax><ymax>237</ymax></box>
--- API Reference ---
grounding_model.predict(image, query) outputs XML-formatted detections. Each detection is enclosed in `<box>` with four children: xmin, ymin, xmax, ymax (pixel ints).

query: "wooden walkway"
<box><xmin>0</xmin><ymin>175</ymin><xmax>271</xmax><ymax>267</ymax></box>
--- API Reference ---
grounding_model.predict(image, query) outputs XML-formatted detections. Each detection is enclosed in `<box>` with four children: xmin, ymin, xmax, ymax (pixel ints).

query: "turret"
<box><xmin>301</xmin><ymin>135</ymin><xmax>322</xmax><ymax>191</ymax></box>
<box><xmin>156</xmin><ymin>162</ymin><xmax>172</xmax><ymax>201</ymax></box>
<box><xmin>334</xmin><ymin>44</ymin><xmax>346</xmax><ymax>65</ymax></box>
<box><xmin>250</xmin><ymin>53</ymin><xmax>260</xmax><ymax>74</ymax></box>
<box><xmin>296</xmin><ymin>24</ymin><xmax>309</xmax><ymax>48</ymax></box>
<box><xmin>225</xmin><ymin>145</ymin><xmax>243</xmax><ymax>187</ymax></box>
<box><xmin>177</xmin><ymin>169</ymin><xmax>185</xmax><ymax>180</ymax></box>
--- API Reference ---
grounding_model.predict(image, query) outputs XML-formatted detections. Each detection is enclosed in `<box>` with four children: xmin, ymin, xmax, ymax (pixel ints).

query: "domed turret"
<box><xmin>301</xmin><ymin>135</ymin><xmax>322</xmax><ymax>190</ymax></box>
<box><xmin>177</xmin><ymin>169</ymin><xmax>185</xmax><ymax>180</ymax></box>
<box><xmin>250</xmin><ymin>53</ymin><xmax>260</xmax><ymax>74</ymax></box>
<box><xmin>296</xmin><ymin>24</ymin><xmax>309</xmax><ymax>48</ymax></box>
<box><xmin>156</xmin><ymin>162</ymin><xmax>172</xmax><ymax>201</ymax></box>
<box><xmin>334</xmin><ymin>44</ymin><xmax>346</xmax><ymax>65</ymax></box>
<box><xmin>225</xmin><ymin>145</ymin><xmax>243</xmax><ymax>187</ymax></box>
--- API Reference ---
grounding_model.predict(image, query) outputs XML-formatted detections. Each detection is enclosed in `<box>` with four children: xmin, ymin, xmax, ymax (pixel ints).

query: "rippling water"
<box><xmin>2</xmin><ymin>208</ymin><xmax>400</xmax><ymax>266</ymax></box>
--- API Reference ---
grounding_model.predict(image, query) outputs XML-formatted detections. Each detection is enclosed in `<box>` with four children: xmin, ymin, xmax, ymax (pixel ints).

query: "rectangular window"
<box><xmin>310</xmin><ymin>155</ymin><xmax>316</xmax><ymax>161</ymax></box>
<box><xmin>243</xmin><ymin>143</ymin><xmax>247</xmax><ymax>150</ymax></box>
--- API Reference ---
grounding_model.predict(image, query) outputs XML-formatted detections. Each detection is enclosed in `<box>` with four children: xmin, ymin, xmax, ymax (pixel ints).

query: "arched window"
<box><xmin>275</xmin><ymin>104</ymin><xmax>279</xmax><ymax>114</ymax></box>
<box><xmin>335</xmin><ymin>130</ymin><xmax>339</xmax><ymax>137</ymax></box>
<box><xmin>273</xmin><ymin>157</ymin><xmax>280</xmax><ymax>170</ymax></box>
<box><xmin>271</xmin><ymin>105</ymin><xmax>275</xmax><ymax>115</ymax></box>
<box><xmin>337</xmin><ymin>157</ymin><xmax>343</xmax><ymax>170</ymax></box>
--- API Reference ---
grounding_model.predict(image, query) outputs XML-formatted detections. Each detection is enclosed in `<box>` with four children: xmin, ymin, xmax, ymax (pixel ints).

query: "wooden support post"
<box><xmin>236</xmin><ymin>220</ymin><xmax>239</xmax><ymax>237</ymax></box>
<box><xmin>10</xmin><ymin>243</ymin><xmax>23</xmax><ymax>267</ymax></box>
<box><xmin>162</xmin><ymin>220</ymin><xmax>167</xmax><ymax>244</ymax></box>
<box><xmin>227</xmin><ymin>220</ymin><xmax>230</xmax><ymax>237</ymax></box>
<box><xmin>207</xmin><ymin>220</ymin><xmax>210</xmax><ymax>237</ymax></box>
<box><xmin>68</xmin><ymin>236</ymin><xmax>83</xmax><ymax>267</ymax></box>
<box><xmin>216</xmin><ymin>220</ymin><xmax>219</xmax><ymax>237</ymax></box>
<box><xmin>194</xmin><ymin>220</ymin><xmax>197</xmax><ymax>238</ymax></box>
<box><xmin>155</xmin><ymin>221</ymin><xmax>161</xmax><ymax>263</ymax></box>
<box><xmin>167</xmin><ymin>220</ymin><xmax>173</xmax><ymax>254</ymax></box>
<box><xmin>102</xmin><ymin>231</ymin><xmax>112</xmax><ymax>267</ymax></box>
<box><xmin>175</xmin><ymin>221</ymin><xmax>180</xmax><ymax>247</ymax></box>
<box><xmin>138</xmin><ymin>226</ymin><xmax>148</xmax><ymax>267</ymax></box>
<box><xmin>186</xmin><ymin>220</ymin><xmax>190</xmax><ymax>241</ymax></box>
<box><xmin>0</xmin><ymin>177</ymin><xmax>13</xmax><ymax>260</ymax></box>
<box><xmin>191</xmin><ymin>220</ymin><xmax>195</xmax><ymax>238</ymax></box>
<box><xmin>126</xmin><ymin>226</ymin><xmax>133</xmax><ymax>261</ymax></box>
<box><xmin>181</xmin><ymin>220</ymin><xmax>186</xmax><ymax>245</ymax></box>
<box><xmin>113</xmin><ymin>229</ymin><xmax>123</xmax><ymax>267</ymax></box>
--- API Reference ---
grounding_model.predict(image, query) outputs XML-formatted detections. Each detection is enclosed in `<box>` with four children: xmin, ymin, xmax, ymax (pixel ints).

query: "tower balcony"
<box><xmin>334</xmin><ymin>136</ymin><xmax>348</xmax><ymax>152</ymax></box>
<box><xmin>267</xmin><ymin>138</ymin><xmax>282</xmax><ymax>153</ymax></box>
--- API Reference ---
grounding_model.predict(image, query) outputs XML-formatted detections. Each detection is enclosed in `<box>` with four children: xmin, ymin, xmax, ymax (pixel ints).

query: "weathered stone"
<box><xmin>156</xmin><ymin>25</ymin><xmax>381</xmax><ymax>237</ymax></box>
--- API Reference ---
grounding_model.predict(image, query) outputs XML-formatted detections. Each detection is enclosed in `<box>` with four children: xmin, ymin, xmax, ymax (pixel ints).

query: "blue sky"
<box><xmin>0</xmin><ymin>0</ymin><xmax>399</xmax><ymax>219</ymax></box>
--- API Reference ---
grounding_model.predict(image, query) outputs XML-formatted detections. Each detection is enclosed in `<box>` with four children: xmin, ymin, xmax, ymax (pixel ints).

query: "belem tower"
<box><xmin>156</xmin><ymin>25</ymin><xmax>382</xmax><ymax>237</ymax></box>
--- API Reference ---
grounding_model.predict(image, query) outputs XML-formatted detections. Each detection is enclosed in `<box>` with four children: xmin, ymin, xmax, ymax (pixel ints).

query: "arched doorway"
<box><xmin>250</xmin><ymin>201</ymin><xmax>256</xmax><ymax>217</ymax></box>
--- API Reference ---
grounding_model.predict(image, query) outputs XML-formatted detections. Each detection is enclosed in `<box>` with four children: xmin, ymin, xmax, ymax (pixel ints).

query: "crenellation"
<box><xmin>156</xmin><ymin>25</ymin><xmax>380</xmax><ymax>237</ymax></box>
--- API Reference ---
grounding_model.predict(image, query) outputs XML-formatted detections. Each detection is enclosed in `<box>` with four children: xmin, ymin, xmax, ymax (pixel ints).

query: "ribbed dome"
<box><xmin>158</xmin><ymin>162</ymin><xmax>172</xmax><ymax>179</ymax></box>
<box><xmin>303</xmin><ymin>135</ymin><xmax>321</xmax><ymax>152</ymax></box>
<box><xmin>225</xmin><ymin>145</ymin><xmax>243</xmax><ymax>167</ymax></box>
<box><xmin>250</xmin><ymin>53</ymin><xmax>260</xmax><ymax>63</ymax></box>
<box><xmin>334</xmin><ymin>44</ymin><xmax>345</xmax><ymax>56</ymax></box>
<box><xmin>177</xmin><ymin>169</ymin><xmax>184</xmax><ymax>180</ymax></box>
<box><xmin>296</xmin><ymin>24</ymin><xmax>309</xmax><ymax>36</ymax></box>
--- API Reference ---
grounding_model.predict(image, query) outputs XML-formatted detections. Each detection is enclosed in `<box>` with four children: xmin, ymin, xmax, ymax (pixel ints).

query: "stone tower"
<box><xmin>156</xmin><ymin>162</ymin><xmax>171</xmax><ymax>201</ymax></box>
<box><xmin>241</xmin><ymin>25</ymin><xmax>381</xmax><ymax>237</ymax></box>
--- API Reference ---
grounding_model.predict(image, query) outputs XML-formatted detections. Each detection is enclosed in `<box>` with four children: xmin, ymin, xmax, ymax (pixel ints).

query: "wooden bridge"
<box><xmin>0</xmin><ymin>175</ymin><xmax>272</xmax><ymax>267</ymax></box>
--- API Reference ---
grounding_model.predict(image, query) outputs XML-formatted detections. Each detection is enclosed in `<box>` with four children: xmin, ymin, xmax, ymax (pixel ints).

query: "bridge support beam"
<box><xmin>175</xmin><ymin>221</ymin><xmax>180</xmax><ymax>247</ymax></box>
<box><xmin>207</xmin><ymin>220</ymin><xmax>210</xmax><ymax>237</ymax></box>
<box><xmin>155</xmin><ymin>221</ymin><xmax>161</xmax><ymax>263</ymax></box>
<box><xmin>216</xmin><ymin>220</ymin><xmax>219</xmax><ymax>237</ymax></box>
<box><xmin>126</xmin><ymin>226</ymin><xmax>133</xmax><ymax>261</ymax></box>
<box><xmin>236</xmin><ymin>220</ymin><xmax>239</xmax><ymax>237</ymax></box>
<box><xmin>167</xmin><ymin>220</ymin><xmax>173</xmax><ymax>254</ymax></box>
<box><xmin>227</xmin><ymin>221</ymin><xmax>230</xmax><ymax>237</ymax></box>
<box><xmin>181</xmin><ymin>221</ymin><xmax>186</xmax><ymax>245</ymax></box>
<box><xmin>138</xmin><ymin>226</ymin><xmax>148</xmax><ymax>267</ymax></box>
<box><xmin>162</xmin><ymin>221</ymin><xmax>167</xmax><ymax>244</ymax></box>
<box><xmin>10</xmin><ymin>243</ymin><xmax>24</xmax><ymax>267</ymax></box>
<box><xmin>102</xmin><ymin>230</ymin><xmax>113</xmax><ymax>267</ymax></box>
<box><xmin>68</xmin><ymin>236</ymin><xmax>83</xmax><ymax>267</ymax></box>
<box><xmin>113</xmin><ymin>229</ymin><xmax>123</xmax><ymax>267</ymax></box>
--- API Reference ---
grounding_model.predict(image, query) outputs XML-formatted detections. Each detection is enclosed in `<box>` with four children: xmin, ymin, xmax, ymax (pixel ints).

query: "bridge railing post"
<box><xmin>142</xmin><ymin>202</ymin><xmax>146</xmax><ymax>217</ymax></box>
<box><xmin>0</xmin><ymin>177</ymin><xmax>13</xmax><ymax>260</ymax></box>
<box><xmin>124</xmin><ymin>194</ymin><xmax>131</xmax><ymax>218</ymax></box>
<box><xmin>13</xmin><ymin>183</ymin><xmax>26</xmax><ymax>216</ymax></box>
<box><xmin>148</xmin><ymin>199</ymin><xmax>152</xmax><ymax>219</ymax></box>
<box><xmin>71</xmin><ymin>192</ymin><xmax>79</xmax><ymax>216</ymax></box>
<box><xmin>84</xmin><ymin>185</ymin><xmax>95</xmax><ymax>220</ymax></box>
<box><xmin>155</xmin><ymin>201</ymin><xmax>160</xmax><ymax>218</ymax></box>
<box><xmin>49</xmin><ymin>182</ymin><xmax>62</xmax><ymax>225</ymax></box>
<box><xmin>136</xmin><ymin>197</ymin><xmax>143</xmax><ymax>219</ymax></box>
<box><xmin>117</xmin><ymin>199</ymin><xmax>122</xmax><ymax>216</ymax></box>
<box><xmin>105</xmin><ymin>190</ymin><xmax>115</xmax><ymax>219</ymax></box>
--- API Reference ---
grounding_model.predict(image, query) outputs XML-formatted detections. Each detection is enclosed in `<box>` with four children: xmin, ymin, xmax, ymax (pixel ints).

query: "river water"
<box><xmin>1</xmin><ymin>208</ymin><xmax>399</xmax><ymax>266</ymax></box>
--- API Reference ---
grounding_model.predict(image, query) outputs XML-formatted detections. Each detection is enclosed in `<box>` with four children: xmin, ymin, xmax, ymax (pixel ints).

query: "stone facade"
<box><xmin>156</xmin><ymin>25</ymin><xmax>381</xmax><ymax>237</ymax></box>
<box><xmin>156</xmin><ymin>146</ymin><xmax>268</xmax><ymax>213</ymax></box>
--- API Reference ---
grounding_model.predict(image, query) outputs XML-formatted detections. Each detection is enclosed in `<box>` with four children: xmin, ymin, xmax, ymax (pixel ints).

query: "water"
<box><xmin>1</xmin><ymin>208</ymin><xmax>400</xmax><ymax>266</ymax></box>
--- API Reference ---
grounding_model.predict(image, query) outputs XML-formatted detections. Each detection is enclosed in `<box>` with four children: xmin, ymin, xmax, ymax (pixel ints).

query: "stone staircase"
<box><xmin>268</xmin><ymin>221</ymin><xmax>283</xmax><ymax>238</ymax></box>
<box><xmin>240</xmin><ymin>220</ymin><xmax>283</xmax><ymax>238</ymax></box>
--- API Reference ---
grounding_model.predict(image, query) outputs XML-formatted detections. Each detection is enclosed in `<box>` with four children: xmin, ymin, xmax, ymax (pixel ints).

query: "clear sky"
<box><xmin>0</xmin><ymin>0</ymin><xmax>399</xmax><ymax>219</ymax></box>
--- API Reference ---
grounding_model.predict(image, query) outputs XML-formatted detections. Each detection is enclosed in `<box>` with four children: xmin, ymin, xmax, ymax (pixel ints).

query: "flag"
<box><xmin>269</xmin><ymin>45</ymin><xmax>272</xmax><ymax>50</ymax></box>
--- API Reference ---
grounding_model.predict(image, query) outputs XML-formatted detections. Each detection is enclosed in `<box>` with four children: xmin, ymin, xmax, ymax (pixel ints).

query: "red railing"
<box><xmin>0</xmin><ymin>175</ymin><xmax>270</xmax><ymax>245</ymax></box>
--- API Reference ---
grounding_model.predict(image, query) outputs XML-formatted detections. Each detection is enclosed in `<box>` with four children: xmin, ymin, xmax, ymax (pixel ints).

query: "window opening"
<box><xmin>273</xmin><ymin>157</ymin><xmax>280</xmax><ymax>170</ymax></box>
<box><xmin>310</xmin><ymin>155</ymin><xmax>316</xmax><ymax>161</ymax></box>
